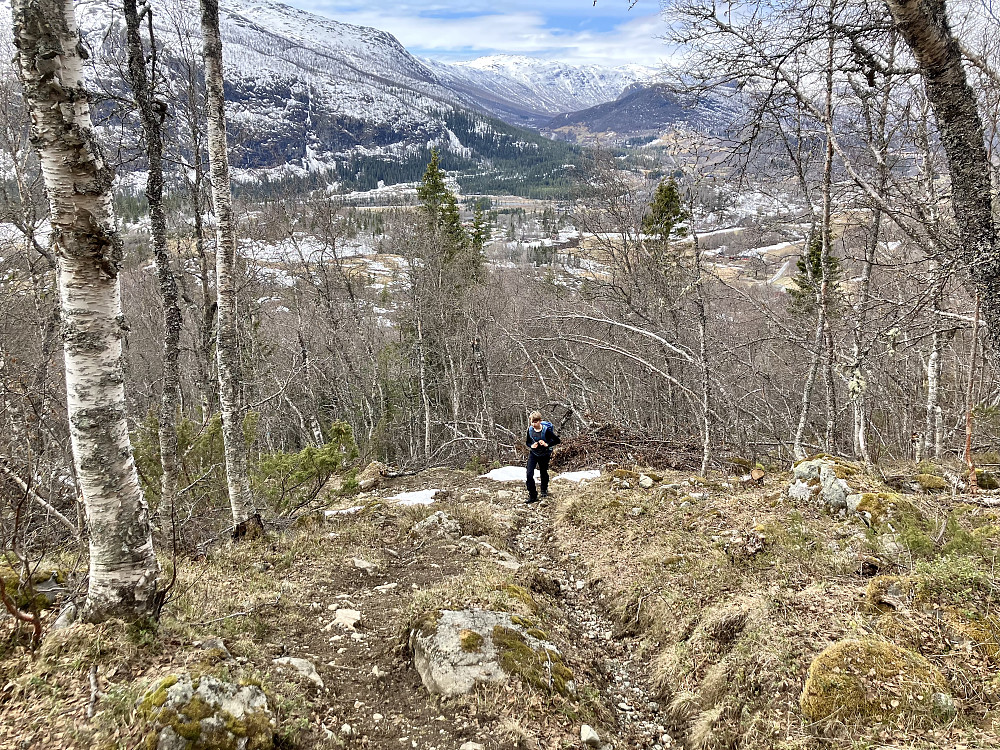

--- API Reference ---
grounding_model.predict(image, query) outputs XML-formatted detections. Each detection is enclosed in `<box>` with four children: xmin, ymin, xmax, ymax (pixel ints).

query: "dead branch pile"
<box><xmin>551</xmin><ymin>424</ymin><xmax>704</xmax><ymax>471</ymax></box>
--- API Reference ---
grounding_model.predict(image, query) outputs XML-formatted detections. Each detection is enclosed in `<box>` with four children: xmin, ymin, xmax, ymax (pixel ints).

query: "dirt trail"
<box><xmin>282</xmin><ymin>468</ymin><xmax>676</xmax><ymax>750</ymax></box>
<box><xmin>513</xmin><ymin>499</ymin><xmax>675</xmax><ymax>749</ymax></box>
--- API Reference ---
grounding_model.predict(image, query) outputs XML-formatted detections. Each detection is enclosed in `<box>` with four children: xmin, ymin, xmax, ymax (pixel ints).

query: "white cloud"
<box><xmin>282</xmin><ymin>2</ymin><xmax>673</xmax><ymax>67</ymax></box>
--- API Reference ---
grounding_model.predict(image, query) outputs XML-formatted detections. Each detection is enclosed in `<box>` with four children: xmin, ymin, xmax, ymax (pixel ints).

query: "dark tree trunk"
<box><xmin>887</xmin><ymin>0</ymin><xmax>1000</xmax><ymax>348</ymax></box>
<box><xmin>122</xmin><ymin>0</ymin><xmax>183</xmax><ymax>516</ymax></box>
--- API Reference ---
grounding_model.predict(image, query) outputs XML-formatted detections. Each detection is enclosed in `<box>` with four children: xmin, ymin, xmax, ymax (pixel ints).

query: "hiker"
<box><xmin>525</xmin><ymin>411</ymin><xmax>560</xmax><ymax>504</ymax></box>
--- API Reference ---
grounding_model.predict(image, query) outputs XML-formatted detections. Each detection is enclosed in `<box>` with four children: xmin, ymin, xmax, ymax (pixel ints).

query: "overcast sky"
<box><xmin>283</xmin><ymin>1</ymin><xmax>671</xmax><ymax>67</ymax></box>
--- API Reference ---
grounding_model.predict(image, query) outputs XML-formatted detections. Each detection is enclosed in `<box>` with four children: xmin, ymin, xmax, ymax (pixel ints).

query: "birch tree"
<box><xmin>198</xmin><ymin>0</ymin><xmax>261</xmax><ymax>536</ymax></box>
<box><xmin>11</xmin><ymin>0</ymin><xmax>158</xmax><ymax>620</ymax></box>
<box><xmin>122</xmin><ymin>0</ymin><xmax>183</xmax><ymax>518</ymax></box>
<box><xmin>885</xmin><ymin>0</ymin><xmax>1000</xmax><ymax>351</ymax></box>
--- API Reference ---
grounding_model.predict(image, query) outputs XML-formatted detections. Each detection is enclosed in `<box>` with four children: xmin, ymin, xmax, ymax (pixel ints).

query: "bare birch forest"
<box><xmin>2</xmin><ymin>0</ymin><xmax>1000</xmax><ymax>615</ymax></box>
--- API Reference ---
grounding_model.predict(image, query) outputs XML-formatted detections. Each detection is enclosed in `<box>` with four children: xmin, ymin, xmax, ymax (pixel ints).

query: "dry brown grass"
<box><xmin>550</xmin><ymin>462</ymin><xmax>1000</xmax><ymax>750</ymax></box>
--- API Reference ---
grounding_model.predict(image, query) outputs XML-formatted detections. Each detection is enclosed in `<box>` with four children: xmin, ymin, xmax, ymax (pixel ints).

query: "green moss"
<box><xmin>800</xmin><ymin>638</ymin><xmax>951</xmax><ymax>726</ymax></box>
<box><xmin>612</xmin><ymin>469</ymin><xmax>639</xmax><ymax>480</ymax></box>
<box><xmin>184</xmin><ymin>695</ymin><xmax>215</xmax><ymax>722</ymax></box>
<box><xmin>139</xmin><ymin>674</ymin><xmax>180</xmax><ymax>714</ymax></box>
<box><xmin>492</xmin><ymin>626</ymin><xmax>574</xmax><ymax>696</ymax></box>
<box><xmin>975</xmin><ymin>469</ymin><xmax>1000</xmax><ymax>490</ymax></box>
<box><xmin>510</xmin><ymin>614</ymin><xmax>537</xmax><ymax>628</ymax></box>
<box><xmin>504</xmin><ymin>585</ymin><xmax>540</xmax><ymax>613</ymax></box>
<box><xmin>173</xmin><ymin>717</ymin><xmax>203</xmax><ymax>741</ymax></box>
<box><xmin>854</xmin><ymin>493</ymin><xmax>904</xmax><ymax>524</ymax></box>
<box><xmin>526</xmin><ymin>628</ymin><xmax>550</xmax><ymax>640</ymax></box>
<box><xmin>413</xmin><ymin>609</ymin><xmax>442</xmax><ymax>636</ymax></box>
<box><xmin>459</xmin><ymin>629</ymin><xmax>484</xmax><ymax>652</ymax></box>
<box><xmin>915</xmin><ymin>473</ymin><xmax>948</xmax><ymax>492</ymax></box>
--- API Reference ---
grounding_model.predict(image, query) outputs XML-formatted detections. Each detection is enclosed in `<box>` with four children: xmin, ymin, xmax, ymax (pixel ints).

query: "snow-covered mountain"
<box><xmin>3</xmin><ymin>1</ymin><xmax>653</xmax><ymax>192</ymax></box>
<box><xmin>425</xmin><ymin>55</ymin><xmax>654</xmax><ymax>127</ymax></box>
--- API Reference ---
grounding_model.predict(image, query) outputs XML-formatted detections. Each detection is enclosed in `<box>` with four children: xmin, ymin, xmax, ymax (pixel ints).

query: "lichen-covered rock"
<box><xmin>800</xmin><ymin>638</ymin><xmax>953</xmax><ymax>726</ymax></box>
<box><xmin>412</xmin><ymin>510</ymin><xmax>462</xmax><ymax>540</ymax></box>
<box><xmin>139</xmin><ymin>673</ymin><xmax>273</xmax><ymax>750</ymax></box>
<box><xmin>788</xmin><ymin>457</ymin><xmax>856</xmax><ymax>513</ymax></box>
<box><xmin>410</xmin><ymin>609</ymin><xmax>573</xmax><ymax>696</ymax></box>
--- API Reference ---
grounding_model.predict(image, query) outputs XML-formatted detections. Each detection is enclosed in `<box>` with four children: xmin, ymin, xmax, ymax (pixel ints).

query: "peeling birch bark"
<box><xmin>11</xmin><ymin>0</ymin><xmax>158</xmax><ymax>620</ymax></box>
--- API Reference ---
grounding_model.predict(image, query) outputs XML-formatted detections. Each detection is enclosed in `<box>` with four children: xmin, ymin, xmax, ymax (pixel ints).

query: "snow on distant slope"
<box><xmin>425</xmin><ymin>55</ymin><xmax>654</xmax><ymax>126</ymax></box>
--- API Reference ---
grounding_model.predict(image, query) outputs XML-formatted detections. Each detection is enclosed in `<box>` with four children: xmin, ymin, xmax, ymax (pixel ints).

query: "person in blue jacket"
<box><xmin>525</xmin><ymin>410</ymin><xmax>560</xmax><ymax>504</ymax></box>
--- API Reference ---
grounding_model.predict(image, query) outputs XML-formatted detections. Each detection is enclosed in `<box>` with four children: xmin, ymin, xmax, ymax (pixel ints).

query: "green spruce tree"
<box><xmin>789</xmin><ymin>234</ymin><xmax>842</xmax><ymax>315</ymax></box>
<box><xmin>418</xmin><ymin>149</ymin><xmax>449</xmax><ymax>227</ymax></box>
<box><xmin>643</xmin><ymin>178</ymin><xmax>689</xmax><ymax>242</ymax></box>
<box><xmin>471</xmin><ymin>208</ymin><xmax>488</xmax><ymax>253</ymax></box>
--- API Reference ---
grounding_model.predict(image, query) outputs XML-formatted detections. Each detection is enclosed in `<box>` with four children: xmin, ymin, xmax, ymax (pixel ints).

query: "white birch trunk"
<box><xmin>12</xmin><ymin>0</ymin><xmax>158</xmax><ymax>620</ymax></box>
<box><xmin>199</xmin><ymin>0</ymin><xmax>260</xmax><ymax>534</ymax></box>
<box><xmin>924</xmin><ymin>336</ymin><xmax>942</xmax><ymax>460</ymax></box>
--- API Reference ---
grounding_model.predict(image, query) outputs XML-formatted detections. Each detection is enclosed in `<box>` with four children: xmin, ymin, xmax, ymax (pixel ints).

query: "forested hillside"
<box><xmin>2</xmin><ymin>1</ymin><xmax>1000</xmax><ymax>749</ymax></box>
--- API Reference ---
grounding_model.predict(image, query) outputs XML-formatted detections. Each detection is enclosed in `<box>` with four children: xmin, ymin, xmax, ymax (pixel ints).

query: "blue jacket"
<box><xmin>525</xmin><ymin>421</ymin><xmax>560</xmax><ymax>457</ymax></box>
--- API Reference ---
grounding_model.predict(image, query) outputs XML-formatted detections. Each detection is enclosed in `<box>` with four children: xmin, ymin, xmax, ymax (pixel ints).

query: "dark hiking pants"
<box><xmin>526</xmin><ymin>452</ymin><xmax>550</xmax><ymax>500</ymax></box>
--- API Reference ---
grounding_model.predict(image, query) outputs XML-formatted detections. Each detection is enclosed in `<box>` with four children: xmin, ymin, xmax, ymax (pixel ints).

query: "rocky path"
<box><xmin>512</xmin><ymin>499</ymin><xmax>677</xmax><ymax>750</ymax></box>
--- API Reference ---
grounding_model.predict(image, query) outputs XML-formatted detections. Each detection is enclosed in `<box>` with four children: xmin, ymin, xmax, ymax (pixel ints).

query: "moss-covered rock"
<box><xmin>492</xmin><ymin>625</ymin><xmax>574</xmax><ymax>696</ymax></box>
<box><xmin>139</xmin><ymin>673</ymin><xmax>274</xmax><ymax>750</ymax></box>
<box><xmin>800</xmin><ymin>638</ymin><xmax>953</xmax><ymax>726</ymax></box>
<box><xmin>914</xmin><ymin>473</ymin><xmax>949</xmax><ymax>492</ymax></box>
<box><xmin>459</xmin><ymin>629</ymin><xmax>484</xmax><ymax>653</ymax></box>
<box><xmin>975</xmin><ymin>469</ymin><xmax>1000</xmax><ymax>490</ymax></box>
<box><xmin>0</xmin><ymin>568</ymin><xmax>67</xmax><ymax>611</ymax></box>
<box><xmin>788</xmin><ymin>457</ymin><xmax>860</xmax><ymax>513</ymax></box>
<box><xmin>410</xmin><ymin>608</ymin><xmax>571</xmax><ymax>697</ymax></box>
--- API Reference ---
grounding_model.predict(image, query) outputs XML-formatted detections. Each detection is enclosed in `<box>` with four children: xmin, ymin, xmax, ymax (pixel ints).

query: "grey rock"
<box><xmin>638</xmin><ymin>474</ymin><xmax>654</xmax><ymax>489</ymax></box>
<box><xmin>410</xmin><ymin>608</ymin><xmax>566</xmax><ymax>696</ymax></box>
<box><xmin>788</xmin><ymin>458</ymin><xmax>852</xmax><ymax>512</ymax></box>
<box><xmin>581</xmin><ymin>724</ymin><xmax>601</xmax><ymax>747</ymax></box>
<box><xmin>142</xmin><ymin>673</ymin><xmax>272</xmax><ymax>750</ymax></box>
<box><xmin>50</xmin><ymin>602</ymin><xmax>77</xmax><ymax>631</ymax></box>
<box><xmin>412</xmin><ymin>510</ymin><xmax>462</xmax><ymax>540</ymax></box>
<box><xmin>273</xmin><ymin>656</ymin><xmax>324</xmax><ymax>688</ymax></box>
<box><xmin>460</xmin><ymin>743</ymin><xmax>486</xmax><ymax>750</ymax></box>
<box><xmin>199</xmin><ymin>637</ymin><xmax>233</xmax><ymax>661</ymax></box>
<box><xmin>497</xmin><ymin>490</ymin><xmax>515</xmax><ymax>501</ymax></box>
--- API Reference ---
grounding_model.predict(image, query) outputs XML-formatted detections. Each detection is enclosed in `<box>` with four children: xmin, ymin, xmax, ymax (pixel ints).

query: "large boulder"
<box><xmin>356</xmin><ymin>461</ymin><xmax>388</xmax><ymax>491</ymax></box>
<box><xmin>788</xmin><ymin>456</ymin><xmax>857</xmax><ymax>513</ymax></box>
<box><xmin>139</xmin><ymin>673</ymin><xmax>274</xmax><ymax>750</ymax></box>
<box><xmin>800</xmin><ymin>638</ymin><xmax>954</xmax><ymax>726</ymax></box>
<box><xmin>410</xmin><ymin>609</ymin><xmax>573</xmax><ymax>697</ymax></box>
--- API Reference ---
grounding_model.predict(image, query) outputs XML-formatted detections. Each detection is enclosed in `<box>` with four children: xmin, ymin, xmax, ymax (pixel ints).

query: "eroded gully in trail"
<box><xmin>511</xmin><ymin>499</ymin><xmax>677</xmax><ymax>750</ymax></box>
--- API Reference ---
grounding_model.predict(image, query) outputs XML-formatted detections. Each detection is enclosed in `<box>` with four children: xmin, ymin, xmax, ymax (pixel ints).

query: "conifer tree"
<box><xmin>471</xmin><ymin>208</ymin><xmax>488</xmax><ymax>253</ymax></box>
<box><xmin>418</xmin><ymin>149</ymin><xmax>448</xmax><ymax>226</ymax></box>
<box><xmin>790</xmin><ymin>234</ymin><xmax>842</xmax><ymax>316</ymax></box>
<box><xmin>643</xmin><ymin>178</ymin><xmax>688</xmax><ymax>242</ymax></box>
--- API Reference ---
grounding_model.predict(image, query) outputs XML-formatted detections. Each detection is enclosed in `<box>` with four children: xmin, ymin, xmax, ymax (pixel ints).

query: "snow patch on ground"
<box><xmin>390</xmin><ymin>489</ymin><xmax>440</xmax><ymax>506</ymax></box>
<box><xmin>554</xmin><ymin>470</ymin><xmax>601</xmax><ymax>483</ymax></box>
<box><xmin>480</xmin><ymin>466</ymin><xmax>527</xmax><ymax>482</ymax></box>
